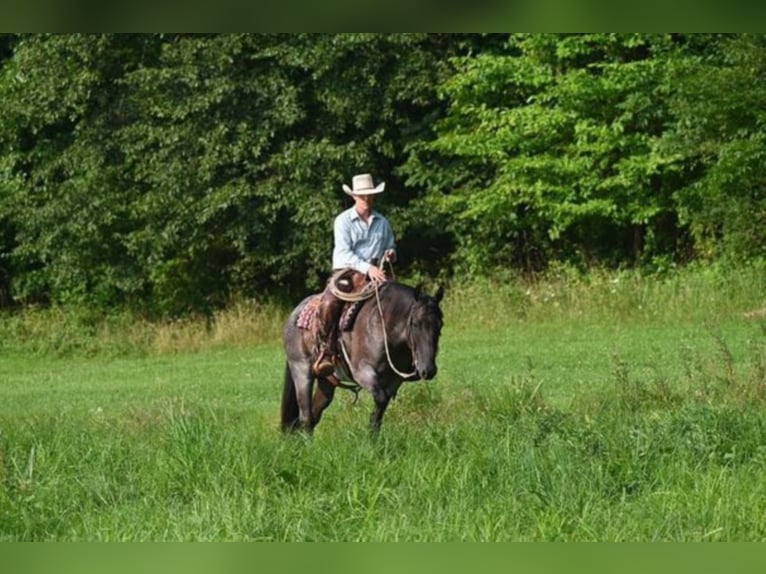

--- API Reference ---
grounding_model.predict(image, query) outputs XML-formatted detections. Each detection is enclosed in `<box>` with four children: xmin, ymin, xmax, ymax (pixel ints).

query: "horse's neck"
<box><xmin>374</xmin><ymin>284</ymin><xmax>414</xmax><ymax>335</ymax></box>
<box><xmin>376</xmin><ymin>283</ymin><xmax>411</xmax><ymax>312</ymax></box>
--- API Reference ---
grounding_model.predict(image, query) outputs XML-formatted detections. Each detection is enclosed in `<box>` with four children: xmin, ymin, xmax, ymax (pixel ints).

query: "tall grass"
<box><xmin>1</xmin><ymin>263</ymin><xmax>765</xmax><ymax>540</ymax></box>
<box><xmin>442</xmin><ymin>259</ymin><xmax>766</xmax><ymax>328</ymax></box>
<box><xmin>1</xmin><ymin>333</ymin><xmax>765</xmax><ymax>540</ymax></box>
<box><xmin>0</xmin><ymin>298</ymin><xmax>285</xmax><ymax>357</ymax></box>
<box><xmin>2</xmin><ymin>261</ymin><xmax>764</xmax><ymax>357</ymax></box>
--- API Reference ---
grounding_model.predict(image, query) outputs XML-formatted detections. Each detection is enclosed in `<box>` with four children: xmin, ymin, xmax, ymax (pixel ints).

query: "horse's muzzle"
<box><xmin>419</xmin><ymin>365</ymin><xmax>437</xmax><ymax>380</ymax></box>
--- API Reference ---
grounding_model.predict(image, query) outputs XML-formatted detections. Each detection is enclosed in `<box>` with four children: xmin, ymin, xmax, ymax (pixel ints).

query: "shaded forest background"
<box><xmin>1</xmin><ymin>33</ymin><xmax>764</xmax><ymax>317</ymax></box>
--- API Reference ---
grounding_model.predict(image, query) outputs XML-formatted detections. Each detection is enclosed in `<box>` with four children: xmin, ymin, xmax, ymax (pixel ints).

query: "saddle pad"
<box><xmin>296</xmin><ymin>296</ymin><xmax>321</xmax><ymax>330</ymax></box>
<box><xmin>296</xmin><ymin>295</ymin><xmax>364</xmax><ymax>332</ymax></box>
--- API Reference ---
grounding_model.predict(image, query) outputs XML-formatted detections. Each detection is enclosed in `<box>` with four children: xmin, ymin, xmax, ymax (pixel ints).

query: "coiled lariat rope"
<box><xmin>328</xmin><ymin>277</ymin><xmax>377</xmax><ymax>302</ymax></box>
<box><xmin>331</xmin><ymin>261</ymin><xmax>417</xmax><ymax>380</ymax></box>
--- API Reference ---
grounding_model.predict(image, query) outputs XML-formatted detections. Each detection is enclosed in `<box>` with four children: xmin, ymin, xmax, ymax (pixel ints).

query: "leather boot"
<box><xmin>312</xmin><ymin>292</ymin><xmax>342</xmax><ymax>377</ymax></box>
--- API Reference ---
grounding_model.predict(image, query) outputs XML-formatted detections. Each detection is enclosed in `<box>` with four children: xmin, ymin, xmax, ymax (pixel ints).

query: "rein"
<box><xmin>373</xmin><ymin>280</ymin><xmax>418</xmax><ymax>379</ymax></box>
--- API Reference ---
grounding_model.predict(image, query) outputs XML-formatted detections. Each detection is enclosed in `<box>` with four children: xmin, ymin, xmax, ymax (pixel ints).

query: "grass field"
<box><xmin>1</xmin><ymin>264</ymin><xmax>765</xmax><ymax>540</ymax></box>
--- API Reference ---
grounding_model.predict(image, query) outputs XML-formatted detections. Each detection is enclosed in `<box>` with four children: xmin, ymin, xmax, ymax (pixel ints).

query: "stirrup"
<box><xmin>313</xmin><ymin>357</ymin><xmax>335</xmax><ymax>377</ymax></box>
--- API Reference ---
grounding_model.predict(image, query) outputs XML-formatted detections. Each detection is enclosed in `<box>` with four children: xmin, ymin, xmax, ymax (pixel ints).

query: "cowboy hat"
<box><xmin>342</xmin><ymin>173</ymin><xmax>385</xmax><ymax>196</ymax></box>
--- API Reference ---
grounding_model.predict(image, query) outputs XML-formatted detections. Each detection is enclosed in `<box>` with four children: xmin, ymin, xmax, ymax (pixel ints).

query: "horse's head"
<box><xmin>408</xmin><ymin>285</ymin><xmax>445</xmax><ymax>380</ymax></box>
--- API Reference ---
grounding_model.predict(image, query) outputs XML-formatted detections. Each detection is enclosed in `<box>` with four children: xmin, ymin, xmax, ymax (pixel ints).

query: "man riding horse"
<box><xmin>312</xmin><ymin>173</ymin><xmax>396</xmax><ymax>377</ymax></box>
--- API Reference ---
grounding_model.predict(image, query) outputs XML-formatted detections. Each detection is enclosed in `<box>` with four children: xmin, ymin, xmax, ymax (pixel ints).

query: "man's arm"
<box><xmin>382</xmin><ymin>219</ymin><xmax>396</xmax><ymax>263</ymax></box>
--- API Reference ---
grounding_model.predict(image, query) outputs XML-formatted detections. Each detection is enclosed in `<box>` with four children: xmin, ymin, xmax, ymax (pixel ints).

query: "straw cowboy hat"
<box><xmin>342</xmin><ymin>173</ymin><xmax>385</xmax><ymax>196</ymax></box>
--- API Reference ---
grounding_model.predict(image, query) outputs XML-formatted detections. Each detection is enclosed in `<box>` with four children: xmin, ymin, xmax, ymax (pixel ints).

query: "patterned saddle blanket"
<box><xmin>296</xmin><ymin>296</ymin><xmax>364</xmax><ymax>332</ymax></box>
<box><xmin>296</xmin><ymin>269</ymin><xmax>373</xmax><ymax>333</ymax></box>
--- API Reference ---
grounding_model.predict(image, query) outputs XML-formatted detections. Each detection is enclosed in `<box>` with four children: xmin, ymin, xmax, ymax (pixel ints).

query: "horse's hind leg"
<box><xmin>286</xmin><ymin>361</ymin><xmax>315</xmax><ymax>434</ymax></box>
<box><xmin>311</xmin><ymin>377</ymin><xmax>337</xmax><ymax>429</ymax></box>
<box><xmin>281</xmin><ymin>363</ymin><xmax>301</xmax><ymax>432</ymax></box>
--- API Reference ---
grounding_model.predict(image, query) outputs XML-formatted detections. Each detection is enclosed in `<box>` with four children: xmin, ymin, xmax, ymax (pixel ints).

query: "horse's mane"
<box><xmin>378</xmin><ymin>281</ymin><xmax>442</xmax><ymax>319</ymax></box>
<box><xmin>378</xmin><ymin>280</ymin><xmax>417</xmax><ymax>302</ymax></box>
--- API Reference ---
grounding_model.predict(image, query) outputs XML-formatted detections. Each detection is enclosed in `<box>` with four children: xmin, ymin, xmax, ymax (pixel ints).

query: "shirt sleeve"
<box><xmin>383</xmin><ymin>219</ymin><xmax>396</xmax><ymax>254</ymax></box>
<box><xmin>332</xmin><ymin>213</ymin><xmax>371</xmax><ymax>275</ymax></box>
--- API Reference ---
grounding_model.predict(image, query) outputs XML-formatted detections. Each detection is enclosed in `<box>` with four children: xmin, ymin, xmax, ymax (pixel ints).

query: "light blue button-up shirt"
<box><xmin>332</xmin><ymin>206</ymin><xmax>396</xmax><ymax>275</ymax></box>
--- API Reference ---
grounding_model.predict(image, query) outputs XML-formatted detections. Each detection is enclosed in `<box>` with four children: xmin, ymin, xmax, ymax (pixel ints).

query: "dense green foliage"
<box><xmin>403</xmin><ymin>34</ymin><xmax>766</xmax><ymax>272</ymax></box>
<box><xmin>1</xmin><ymin>34</ymin><xmax>764</xmax><ymax>315</ymax></box>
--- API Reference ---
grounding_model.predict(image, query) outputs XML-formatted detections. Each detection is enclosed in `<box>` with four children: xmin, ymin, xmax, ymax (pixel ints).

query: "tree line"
<box><xmin>1</xmin><ymin>34</ymin><xmax>763</xmax><ymax>316</ymax></box>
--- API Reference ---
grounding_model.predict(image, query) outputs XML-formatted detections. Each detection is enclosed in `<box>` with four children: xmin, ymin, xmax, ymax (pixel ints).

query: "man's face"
<box><xmin>354</xmin><ymin>194</ymin><xmax>376</xmax><ymax>209</ymax></box>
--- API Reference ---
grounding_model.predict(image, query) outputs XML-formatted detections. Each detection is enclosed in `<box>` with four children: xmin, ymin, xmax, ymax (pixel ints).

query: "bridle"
<box><xmin>374</xmin><ymin>281</ymin><xmax>418</xmax><ymax>379</ymax></box>
<box><xmin>377</xmin><ymin>258</ymin><xmax>424</xmax><ymax>379</ymax></box>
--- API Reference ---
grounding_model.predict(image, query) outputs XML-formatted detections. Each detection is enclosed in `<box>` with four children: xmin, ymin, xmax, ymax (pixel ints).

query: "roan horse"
<box><xmin>281</xmin><ymin>281</ymin><xmax>444</xmax><ymax>434</ymax></box>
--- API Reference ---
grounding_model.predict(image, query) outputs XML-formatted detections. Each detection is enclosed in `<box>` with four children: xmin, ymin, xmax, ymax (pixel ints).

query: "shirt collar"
<box><xmin>350</xmin><ymin>207</ymin><xmax>377</xmax><ymax>222</ymax></box>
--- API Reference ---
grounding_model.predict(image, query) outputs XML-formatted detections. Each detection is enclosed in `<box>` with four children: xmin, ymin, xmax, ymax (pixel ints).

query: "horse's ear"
<box><xmin>434</xmin><ymin>285</ymin><xmax>445</xmax><ymax>304</ymax></box>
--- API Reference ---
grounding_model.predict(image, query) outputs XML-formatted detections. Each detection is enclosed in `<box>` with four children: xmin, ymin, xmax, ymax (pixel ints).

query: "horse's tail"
<box><xmin>280</xmin><ymin>362</ymin><xmax>300</xmax><ymax>432</ymax></box>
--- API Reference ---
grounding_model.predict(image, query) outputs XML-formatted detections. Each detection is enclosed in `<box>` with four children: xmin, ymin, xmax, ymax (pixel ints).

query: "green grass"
<box><xmin>1</xmin><ymin>263</ymin><xmax>766</xmax><ymax>540</ymax></box>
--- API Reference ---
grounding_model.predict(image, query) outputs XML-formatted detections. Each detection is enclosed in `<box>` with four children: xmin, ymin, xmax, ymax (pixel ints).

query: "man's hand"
<box><xmin>367</xmin><ymin>265</ymin><xmax>387</xmax><ymax>283</ymax></box>
<box><xmin>383</xmin><ymin>249</ymin><xmax>396</xmax><ymax>264</ymax></box>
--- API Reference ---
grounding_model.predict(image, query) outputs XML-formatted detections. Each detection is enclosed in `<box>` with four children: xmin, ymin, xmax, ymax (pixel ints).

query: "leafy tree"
<box><xmin>660</xmin><ymin>34</ymin><xmax>766</xmax><ymax>261</ymax></box>
<box><xmin>0</xmin><ymin>33</ymin><xmax>19</xmax><ymax>306</ymax></box>
<box><xmin>4</xmin><ymin>34</ymin><xmax>762</xmax><ymax>315</ymax></box>
<box><xmin>402</xmin><ymin>33</ymin><xmax>691</xmax><ymax>274</ymax></box>
<box><xmin>0</xmin><ymin>34</ymin><xmax>142</xmax><ymax>307</ymax></box>
<box><xmin>0</xmin><ymin>34</ymin><xmax>478</xmax><ymax>314</ymax></box>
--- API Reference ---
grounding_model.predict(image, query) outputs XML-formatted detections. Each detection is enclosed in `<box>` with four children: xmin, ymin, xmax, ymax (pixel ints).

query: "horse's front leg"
<box><xmin>356</xmin><ymin>366</ymin><xmax>398</xmax><ymax>435</ymax></box>
<box><xmin>368</xmin><ymin>385</ymin><xmax>393</xmax><ymax>435</ymax></box>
